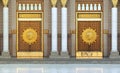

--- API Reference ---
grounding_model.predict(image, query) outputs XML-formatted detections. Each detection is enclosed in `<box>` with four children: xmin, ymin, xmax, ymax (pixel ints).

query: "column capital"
<box><xmin>112</xmin><ymin>0</ymin><xmax>118</xmax><ymax>8</ymax></box>
<box><xmin>2</xmin><ymin>0</ymin><xmax>9</xmax><ymax>7</ymax></box>
<box><xmin>61</xmin><ymin>0</ymin><xmax>67</xmax><ymax>7</ymax></box>
<box><xmin>50</xmin><ymin>0</ymin><xmax>57</xmax><ymax>7</ymax></box>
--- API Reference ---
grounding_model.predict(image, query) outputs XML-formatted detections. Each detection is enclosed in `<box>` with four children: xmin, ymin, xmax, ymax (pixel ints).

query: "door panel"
<box><xmin>18</xmin><ymin>21</ymin><xmax>42</xmax><ymax>52</ymax></box>
<box><xmin>16</xmin><ymin>0</ymin><xmax>44</xmax><ymax>58</ymax></box>
<box><xmin>77</xmin><ymin>21</ymin><xmax>101</xmax><ymax>51</ymax></box>
<box><xmin>75</xmin><ymin>12</ymin><xmax>103</xmax><ymax>59</ymax></box>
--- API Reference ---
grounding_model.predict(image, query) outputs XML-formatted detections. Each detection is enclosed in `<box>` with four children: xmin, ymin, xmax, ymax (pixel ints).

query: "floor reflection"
<box><xmin>17</xmin><ymin>68</ymin><xmax>43</xmax><ymax>73</ymax></box>
<box><xmin>76</xmin><ymin>68</ymin><xmax>103</xmax><ymax>73</ymax></box>
<box><xmin>0</xmin><ymin>64</ymin><xmax>120</xmax><ymax>73</ymax></box>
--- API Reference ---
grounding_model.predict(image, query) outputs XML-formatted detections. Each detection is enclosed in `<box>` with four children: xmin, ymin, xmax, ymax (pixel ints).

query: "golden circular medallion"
<box><xmin>81</xmin><ymin>28</ymin><xmax>97</xmax><ymax>45</ymax></box>
<box><xmin>22</xmin><ymin>28</ymin><xmax>37</xmax><ymax>45</ymax></box>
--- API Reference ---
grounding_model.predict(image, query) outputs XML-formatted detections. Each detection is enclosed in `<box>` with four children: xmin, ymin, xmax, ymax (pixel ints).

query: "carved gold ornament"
<box><xmin>51</xmin><ymin>0</ymin><xmax>57</xmax><ymax>7</ymax></box>
<box><xmin>81</xmin><ymin>28</ymin><xmax>97</xmax><ymax>45</ymax></box>
<box><xmin>61</xmin><ymin>0</ymin><xmax>67</xmax><ymax>7</ymax></box>
<box><xmin>2</xmin><ymin>0</ymin><xmax>9</xmax><ymax>7</ymax></box>
<box><xmin>22</xmin><ymin>28</ymin><xmax>37</xmax><ymax>45</ymax></box>
<box><xmin>112</xmin><ymin>0</ymin><xmax>118</xmax><ymax>7</ymax></box>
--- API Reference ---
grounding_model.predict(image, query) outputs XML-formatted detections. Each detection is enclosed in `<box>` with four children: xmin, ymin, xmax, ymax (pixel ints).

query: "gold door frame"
<box><xmin>16</xmin><ymin>12</ymin><xmax>44</xmax><ymax>58</ymax></box>
<box><xmin>76</xmin><ymin>12</ymin><xmax>104</xmax><ymax>59</ymax></box>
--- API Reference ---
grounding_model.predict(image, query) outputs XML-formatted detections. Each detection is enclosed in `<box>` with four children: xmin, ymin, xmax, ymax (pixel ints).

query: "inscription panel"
<box><xmin>76</xmin><ymin>52</ymin><xmax>102</xmax><ymax>59</ymax></box>
<box><xmin>18</xmin><ymin>13</ymin><xmax>42</xmax><ymax>18</ymax></box>
<box><xmin>77</xmin><ymin>13</ymin><xmax>101</xmax><ymax>18</ymax></box>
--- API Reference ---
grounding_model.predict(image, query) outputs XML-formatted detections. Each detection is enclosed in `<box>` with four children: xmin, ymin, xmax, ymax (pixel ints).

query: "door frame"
<box><xmin>75</xmin><ymin>12</ymin><xmax>104</xmax><ymax>59</ymax></box>
<box><xmin>16</xmin><ymin>12</ymin><xmax>44</xmax><ymax>58</ymax></box>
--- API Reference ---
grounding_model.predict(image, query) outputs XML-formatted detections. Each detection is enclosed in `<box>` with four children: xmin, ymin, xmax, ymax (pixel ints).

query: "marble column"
<box><xmin>111</xmin><ymin>0</ymin><xmax>118</xmax><ymax>52</ymax></box>
<box><xmin>60</xmin><ymin>0</ymin><xmax>69</xmax><ymax>58</ymax></box>
<box><xmin>110</xmin><ymin>0</ymin><xmax>119</xmax><ymax>58</ymax></box>
<box><xmin>51</xmin><ymin>0</ymin><xmax>58</xmax><ymax>52</ymax></box>
<box><xmin>3</xmin><ymin>7</ymin><xmax>9</xmax><ymax>52</ymax></box>
<box><xmin>61</xmin><ymin>8</ymin><xmax>67</xmax><ymax>52</ymax></box>
<box><xmin>2</xmin><ymin>0</ymin><xmax>9</xmax><ymax>53</ymax></box>
<box><xmin>52</xmin><ymin>7</ymin><xmax>57</xmax><ymax>52</ymax></box>
<box><xmin>2</xmin><ymin>0</ymin><xmax>10</xmax><ymax>58</ymax></box>
<box><xmin>112</xmin><ymin>8</ymin><xmax>118</xmax><ymax>52</ymax></box>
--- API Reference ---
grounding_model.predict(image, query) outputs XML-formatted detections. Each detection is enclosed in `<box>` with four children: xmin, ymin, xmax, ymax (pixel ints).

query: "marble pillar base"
<box><xmin>49</xmin><ymin>52</ymin><xmax>69</xmax><ymax>59</ymax></box>
<box><xmin>1</xmin><ymin>52</ymin><xmax>10</xmax><ymax>58</ymax></box>
<box><xmin>60</xmin><ymin>52</ymin><xmax>69</xmax><ymax>58</ymax></box>
<box><xmin>110</xmin><ymin>52</ymin><xmax>120</xmax><ymax>58</ymax></box>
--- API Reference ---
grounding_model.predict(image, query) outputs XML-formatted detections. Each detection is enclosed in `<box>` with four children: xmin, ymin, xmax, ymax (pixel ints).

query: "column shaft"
<box><xmin>112</xmin><ymin>8</ymin><xmax>118</xmax><ymax>52</ymax></box>
<box><xmin>3</xmin><ymin>7</ymin><xmax>9</xmax><ymax>52</ymax></box>
<box><xmin>61</xmin><ymin>8</ymin><xmax>67</xmax><ymax>52</ymax></box>
<box><xmin>52</xmin><ymin>7</ymin><xmax>57</xmax><ymax>52</ymax></box>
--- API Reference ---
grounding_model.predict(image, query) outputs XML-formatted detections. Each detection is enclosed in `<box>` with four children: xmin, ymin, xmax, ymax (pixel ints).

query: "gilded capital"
<box><xmin>112</xmin><ymin>0</ymin><xmax>118</xmax><ymax>7</ymax></box>
<box><xmin>50</xmin><ymin>0</ymin><xmax>57</xmax><ymax>7</ymax></box>
<box><xmin>2</xmin><ymin>0</ymin><xmax>9</xmax><ymax>7</ymax></box>
<box><xmin>61</xmin><ymin>0</ymin><xmax>67</xmax><ymax>7</ymax></box>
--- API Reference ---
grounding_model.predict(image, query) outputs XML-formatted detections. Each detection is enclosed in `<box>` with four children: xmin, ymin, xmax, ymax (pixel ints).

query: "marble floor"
<box><xmin>0</xmin><ymin>64</ymin><xmax>120</xmax><ymax>73</ymax></box>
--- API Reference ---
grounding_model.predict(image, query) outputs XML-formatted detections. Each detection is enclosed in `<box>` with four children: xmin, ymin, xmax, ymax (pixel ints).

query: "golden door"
<box><xmin>78</xmin><ymin>21</ymin><xmax>101</xmax><ymax>51</ymax></box>
<box><xmin>17</xmin><ymin>21</ymin><xmax>43</xmax><ymax>58</ymax></box>
<box><xmin>18</xmin><ymin>21</ymin><xmax>42</xmax><ymax>51</ymax></box>
<box><xmin>76</xmin><ymin>21</ymin><xmax>103</xmax><ymax>59</ymax></box>
<box><xmin>16</xmin><ymin>0</ymin><xmax>44</xmax><ymax>58</ymax></box>
<box><xmin>17</xmin><ymin>13</ymin><xmax>44</xmax><ymax>58</ymax></box>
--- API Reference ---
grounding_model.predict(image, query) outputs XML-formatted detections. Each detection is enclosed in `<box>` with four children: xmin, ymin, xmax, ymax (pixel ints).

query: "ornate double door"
<box><xmin>76</xmin><ymin>13</ymin><xmax>103</xmax><ymax>59</ymax></box>
<box><xmin>16</xmin><ymin>0</ymin><xmax>44</xmax><ymax>58</ymax></box>
<box><xmin>78</xmin><ymin>21</ymin><xmax>101</xmax><ymax>51</ymax></box>
<box><xmin>76</xmin><ymin>21</ymin><xmax>103</xmax><ymax>59</ymax></box>
<box><xmin>17</xmin><ymin>21</ymin><xmax>43</xmax><ymax>58</ymax></box>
